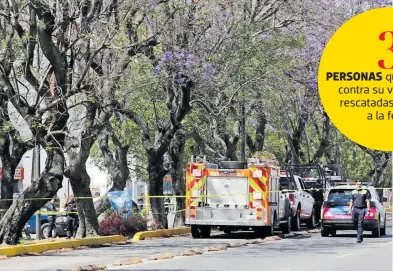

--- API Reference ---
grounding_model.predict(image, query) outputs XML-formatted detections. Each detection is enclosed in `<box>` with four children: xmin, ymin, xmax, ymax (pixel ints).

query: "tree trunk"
<box><xmin>94</xmin><ymin>126</ymin><xmax>139</xmax><ymax>217</ymax></box>
<box><xmin>246</xmin><ymin>111</ymin><xmax>267</xmax><ymax>157</ymax></box>
<box><xmin>0</xmin><ymin>149</ymin><xmax>64</xmax><ymax>245</ymax></box>
<box><xmin>0</xmin><ymin>160</ymin><xmax>15</xmax><ymax>219</ymax></box>
<box><xmin>147</xmin><ymin>158</ymin><xmax>169</xmax><ymax>229</ymax></box>
<box><xmin>69</xmin><ymin>169</ymin><xmax>99</xmax><ymax>238</ymax></box>
<box><xmin>357</xmin><ymin>145</ymin><xmax>391</xmax><ymax>196</ymax></box>
<box><xmin>169</xmin><ymin>130</ymin><xmax>186</xmax><ymax>227</ymax></box>
<box><xmin>65</xmin><ymin>102</ymin><xmax>110</xmax><ymax>237</ymax></box>
<box><xmin>311</xmin><ymin>112</ymin><xmax>331</xmax><ymax>163</ymax></box>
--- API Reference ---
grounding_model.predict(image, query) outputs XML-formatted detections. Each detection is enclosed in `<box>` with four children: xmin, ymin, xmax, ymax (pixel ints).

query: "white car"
<box><xmin>280</xmin><ymin>172</ymin><xmax>316</xmax><ymax>230</ymax></box>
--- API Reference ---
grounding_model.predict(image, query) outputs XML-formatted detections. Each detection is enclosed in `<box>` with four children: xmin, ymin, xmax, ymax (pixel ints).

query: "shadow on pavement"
<box><xmin>328</xmin><ymin>233</ymin><xmax>392</xmax><ymax>239</ymax></box>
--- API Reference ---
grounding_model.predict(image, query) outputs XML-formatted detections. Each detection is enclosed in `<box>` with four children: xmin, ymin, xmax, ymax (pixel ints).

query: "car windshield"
<box><xmin>279</xmin><ymin>177</ymin><xmax>295</xmax><ymax>190</ymax></box>
<box><xmin>327</xmin><ymin>189</ymin><xmax>353</xmax><ymax>202</ymax></box>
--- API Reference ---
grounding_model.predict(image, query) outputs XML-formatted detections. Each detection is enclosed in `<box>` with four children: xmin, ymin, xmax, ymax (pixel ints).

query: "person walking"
<box><xmin>349</xmin><ymin>181</ymin><xmax>371</xmax><ymax>243</ymax></box>
<box><xmin>46</xmin><ymin>199</ymin><xmax>57</xmax><ymax>238</ymax></box>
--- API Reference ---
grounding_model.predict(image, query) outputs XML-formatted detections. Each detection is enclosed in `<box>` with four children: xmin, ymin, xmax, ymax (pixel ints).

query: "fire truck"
<box><xmin>185</xmin><ymin>156</ymin><xmax>292</xmax><ymax>238</ymax></box>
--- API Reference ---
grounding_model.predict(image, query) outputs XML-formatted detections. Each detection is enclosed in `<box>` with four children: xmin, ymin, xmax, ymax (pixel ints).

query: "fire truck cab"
<box><xmin>185</xmin><ymin>157</ymin><xmax>291</xmax><ymax>238</ymax></box>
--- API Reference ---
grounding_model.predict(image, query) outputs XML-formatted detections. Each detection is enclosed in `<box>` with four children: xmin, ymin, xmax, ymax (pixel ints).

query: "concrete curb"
<box><xmin>131</xmin><ymin>227</ymin><xmax>190</xmax><ymax>242</ymax></box>
<box><xmin>0</xmin><ymin>235</ymin><xmax>126</xmax><ymax>257</ymax></box>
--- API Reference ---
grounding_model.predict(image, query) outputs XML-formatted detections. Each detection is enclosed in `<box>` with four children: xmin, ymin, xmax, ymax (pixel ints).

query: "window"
<box><xmin>279</xmin><ymin>177</ymin><xmax>295</xmax><ymax>190</ymax></box>
<box><xmin>299</xmin><ymin>179</ymin><xmax>307</xmax><ymax>190</ymax></box>
<box><xmin>328</xmin><ymin>189</ymin><xmax>352</xmax><ymax>202</ymax></box>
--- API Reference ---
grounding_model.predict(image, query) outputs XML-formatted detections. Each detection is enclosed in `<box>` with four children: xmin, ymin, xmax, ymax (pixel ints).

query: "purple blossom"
<box><xmin>266</xmin><ymin>124</ymin><xmax>276</xmax><ymax>132</ymax></box>
<box><xmin>260</xmin><ymin>33</ymin><xmax>269</xmax><ymax>41</ymax></box>
<box><xmin>153</xmin><ymin>66</ymin><xmax>161</xmax><ymax>75</ymax></box>
<box><xmin>203</xmin><ymin>63</ymin><xmax>213</xmax><ymax>80</ymax></box>
<box><xmin>186</xmin><ymin>0</ymin><xmax>192</xmax><ymax>5</ymax></box>
<box><xmin>162</xmin><ymin>51</ymin><xmax>173</xmax><ymax>62</ymax></box>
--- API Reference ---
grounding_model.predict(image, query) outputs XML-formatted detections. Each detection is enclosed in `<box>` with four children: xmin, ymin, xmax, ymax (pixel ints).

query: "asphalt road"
<box><xmin>1</xmin><ymin>218</ymin><xmax>392</xmax><ymax>271</ymax></box>
<box><xmin>113</xmin><ymin>221</ymin><xmax>393</xmax><ymax>271</ymax></box>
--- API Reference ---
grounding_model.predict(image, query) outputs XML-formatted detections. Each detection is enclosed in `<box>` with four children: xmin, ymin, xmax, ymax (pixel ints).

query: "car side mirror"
<box><xmin>382</xmin><ymin>197</ymin><xmax>387</xmax><ymax>202</ymax></box>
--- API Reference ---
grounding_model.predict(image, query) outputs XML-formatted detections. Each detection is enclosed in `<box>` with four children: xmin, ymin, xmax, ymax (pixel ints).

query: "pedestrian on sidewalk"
<box><xmin>349</xmin><ymin>181</ymin><xmax>371</xmax><ymax>243</ymax></box>
<box><xmin>23</xmin><ymin>223</ymin><xmax>32</xmax><ymax>240</ymax></box>
<box><xmin>64</xmin><ymin>195</ymin><xmax>78</xmax><ymax>239</ymax></box>
<box><xmin>46</xmin><ymin>198</ymin><xmax>57</xmax><ymax>238</ymax></box>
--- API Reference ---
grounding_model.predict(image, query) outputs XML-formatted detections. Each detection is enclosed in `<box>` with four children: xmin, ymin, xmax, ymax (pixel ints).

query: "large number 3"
<box><xmin>378</xmin><ymin>31</ymin><xmax>393</xmax><ymax>69</ymax></box>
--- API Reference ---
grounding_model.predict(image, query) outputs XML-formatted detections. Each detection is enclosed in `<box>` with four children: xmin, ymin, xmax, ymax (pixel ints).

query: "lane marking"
<box><xmin>335</xmin><ymin>253</ymin><xmax>355</xmax><ymax>258</ymax></box>
<box><xmin>280</xmin><ymin>269</ymin><xmax>292</xmax><ymax>271</ymax></box>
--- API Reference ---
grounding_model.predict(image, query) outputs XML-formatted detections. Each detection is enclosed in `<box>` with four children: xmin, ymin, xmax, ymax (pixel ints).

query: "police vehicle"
<box><xmin>320</xmin><ymin>184</ymin><xmax>387</xmax><ymax>237</ymax></box>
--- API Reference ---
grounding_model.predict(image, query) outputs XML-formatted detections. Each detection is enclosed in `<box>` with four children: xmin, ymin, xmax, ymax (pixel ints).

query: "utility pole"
<box><xmin>32</xmin><ymin>144</ymin><xmax>41</xmax><ymax>240</ymax></box>
<box><xmin>240</xmin><ymin>105</ymin><xmax>246</xmax><ymax>161</ymax></box>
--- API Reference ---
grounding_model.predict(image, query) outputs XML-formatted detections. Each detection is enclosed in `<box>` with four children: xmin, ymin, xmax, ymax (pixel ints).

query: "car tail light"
<box><xmin>321</xmin><ymin>201</ymin><xmax>330</xmax><ymax>218</ymax></box>
<box><xmin>365</xmin><ymin>201</ymin><xmax>377</xmax><ymax>219</ymax></box>
<box><xmin>288</xmin><ymin>193</ymin><xmax>295</xmax><ymax>205</ymax></box>
<box><xmin>190</xmin><ymin>206</ymin><xmax>196</xmax><ymax>219</ymax></box>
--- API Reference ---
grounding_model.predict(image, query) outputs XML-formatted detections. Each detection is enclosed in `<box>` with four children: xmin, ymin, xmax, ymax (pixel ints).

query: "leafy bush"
<box><xmin>98</xmin><ymin>213</ymin><xmax>148</xmax><ymax>237</ymax></box>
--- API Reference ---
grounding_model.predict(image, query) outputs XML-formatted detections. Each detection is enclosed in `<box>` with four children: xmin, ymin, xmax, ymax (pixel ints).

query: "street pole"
<box><xmin>33</xmin><ymin>145</ymin><xmax>41</xmax><ymax>240</ymax></box>
<box><xmin>240</xmin><ymin>105</ymin><xmax>246</xmax><ymax>161</ymax></box>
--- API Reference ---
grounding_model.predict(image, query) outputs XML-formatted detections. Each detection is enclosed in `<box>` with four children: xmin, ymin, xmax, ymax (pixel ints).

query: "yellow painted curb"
<box><xmin>0</xmin><ymin>235</ymin><xmax>126</xmax><ymax>257</ymax></box>
<box><xmin>385</xmin><ymin>207</ymin><xmax>392</xmax><ymax>212</ymax></box>
<box><xmin>132</xmin><ymin>227</ymin><xmax>190</xmax><ymax>242</ymax></box>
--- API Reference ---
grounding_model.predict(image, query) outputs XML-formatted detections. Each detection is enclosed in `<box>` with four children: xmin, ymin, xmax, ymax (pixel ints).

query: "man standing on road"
<box><xmin>64</xmin><ymin>195</ymin><xmax>78</xmax><ymax>239</ymax></box>
<box><xmin>46</xmin><ymin>199</ymin><xmax>57</xmax><ymax>238</ymax></box>
<box><xmin>349</xmin><ymin>181</ymin><xmax>371</xmax><ymax>243</ymax></box>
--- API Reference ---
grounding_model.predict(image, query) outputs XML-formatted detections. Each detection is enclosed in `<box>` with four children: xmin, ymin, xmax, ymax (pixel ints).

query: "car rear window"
<box><xmin>328</xmin><ymin>189</ymin><xmax>352</xmax><ymax>202</ymax></box>
<box><xmin>304</xmin><ymin>181</ymin><xmax>324</xmax><ymax>189</ymax></box>
<box><xmin>279</xmin><ymin>177</ymin><xmax>295</xmax><ymax>190</ymax></box>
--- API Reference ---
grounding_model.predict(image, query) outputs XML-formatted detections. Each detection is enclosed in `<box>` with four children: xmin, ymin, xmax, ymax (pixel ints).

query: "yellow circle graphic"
<box><xmin>318</xmin><ymin>7</ymin><xmax>393</xmax><ymax>151</ymax></box>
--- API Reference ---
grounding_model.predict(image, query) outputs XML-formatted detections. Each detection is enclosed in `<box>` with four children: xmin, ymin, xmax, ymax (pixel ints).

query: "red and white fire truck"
<box><xmin>185</xmin><ymin>157</ymin><xmax>292</xmax><ymax>238</ymax></box>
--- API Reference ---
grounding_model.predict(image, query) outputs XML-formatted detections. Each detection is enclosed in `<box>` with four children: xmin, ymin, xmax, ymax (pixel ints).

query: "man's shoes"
<box><xmin>357</xmin><ymin>240</ymin><xmax>361</xmax><ymax>243</ymax></box>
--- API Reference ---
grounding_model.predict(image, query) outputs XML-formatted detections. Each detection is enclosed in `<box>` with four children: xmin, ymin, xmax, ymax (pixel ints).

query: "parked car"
<box><xmin>280</xmin><ymin>172</ymin><xmax>316</xmax><ymax>230</ymax></box>
<box><xmin>321</xmin><ymin>185</ymin><xmax>387</xmax><ymax>237</ymax></box>
<box><xmin>27</xmin><ymin>212</ymin><xmax>68</xmax><ymax>238</ymax></box>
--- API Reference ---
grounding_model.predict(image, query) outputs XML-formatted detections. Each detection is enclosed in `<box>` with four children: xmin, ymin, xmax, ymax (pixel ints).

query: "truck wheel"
<box><xmin>321</xmin><ymin>227</ymin><xmax>329</xmax><ymax>237</ymax></box>
<box><xmin>280</xmin><ymin>215</ymin><xmax>291</xmax><ymax>234</ymax></box>
<box><xmin>291</xmin><ymin>208</ymin><xmax>301</xmax><ymax>231</ymax></box>
<box><xmin>380</xmin><ymin>214</ymin><xmax>386</xmax><ymax>236</ymax></box>
<box><xmin>306</xmin><ymin>208</ymin><xmax>316</xmax><ymax>229</ymax></box>
<box><xmin>372</xmin><ymin>219</ymin><xmax>381</xmax><ymax>237</ymax></box>
<box><xmin>200</xmin><ymin>226</ymin><xmax>211</xmax><ymax>238</ymax></box>
<box><xmin>191</xmin><ymin>225</ymin><xmax>201</xmax><ymax>238</ymax></box>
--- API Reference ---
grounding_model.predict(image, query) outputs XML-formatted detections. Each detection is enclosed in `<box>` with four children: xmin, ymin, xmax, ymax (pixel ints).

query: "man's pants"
<box><xmin>47</xmin><ymin>217</ymin><xmax>56</xmax><ymax>237</ymax></box>
<box><xmin>23</xmin><ymin>227</ymin><xmax>31</xmax><ymax>239</ymax></box>
<box><xmin>66</xmin><ymin>216</ymin><xmax>77</xmax><ymax>238</ymax></box>
<box><xmin>352</xmin><ymin>207</ymin><xmax>367</xmax><ymax>241</ymax></box>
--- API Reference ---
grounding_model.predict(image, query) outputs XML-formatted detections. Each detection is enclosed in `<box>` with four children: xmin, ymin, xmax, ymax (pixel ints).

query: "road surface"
<box><xmin>1</xmin><ymin>220</ymin><xmax>391</xmax><ymax>271</ymax></box>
